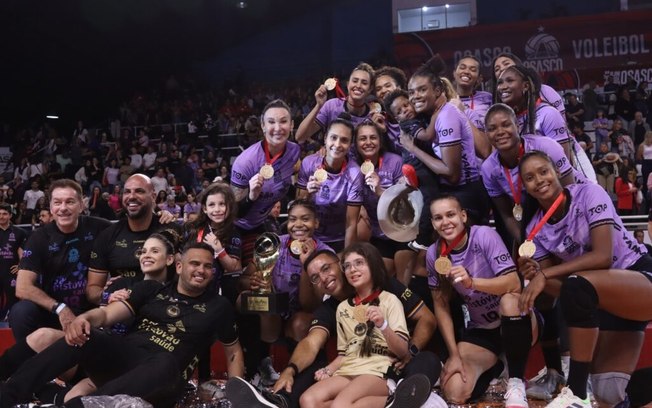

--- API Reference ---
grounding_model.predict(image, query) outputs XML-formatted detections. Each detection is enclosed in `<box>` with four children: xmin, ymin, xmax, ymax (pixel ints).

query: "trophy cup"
<box><xmin>241</xmin><ymin>233</ymin><xmax>289</xmax><ymax>314</ymax></box>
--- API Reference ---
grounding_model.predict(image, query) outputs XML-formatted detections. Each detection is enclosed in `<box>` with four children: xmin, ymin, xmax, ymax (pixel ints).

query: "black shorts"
<box><xmin>370</xmin><ymin>236</ymin><xmax>410</xmax><ymax>259</ymax></box>
<box><xmin>461</xmin><ymin>326</ymin><xmax>502</xmax><ymax>356</ymax></box>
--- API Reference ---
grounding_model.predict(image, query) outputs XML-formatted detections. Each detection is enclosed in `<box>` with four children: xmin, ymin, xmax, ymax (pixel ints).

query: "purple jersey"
<box><xmin>540</xmin><ymin>84</ymin><xmax>565</xmax><ymax>115</ymax></box>
<box><xmin>315</xmin><ymin>98</ymin><xmax>372</xmax><ymax>130</ymax></box>
<box><xmin>460</xmin><ymin>91</ymin><xmax>492</xmax><ymax>130</ymax></box>
<box><xmin>297</xmin><ymin>153</ymin><xmax>364</xmax><ymax>243</ymax></box>
<box><xmin>426</xmin><ymin>225</ymin><xmax>516</xmax><ymax>329</ymax></box>
<box><xmin>481</xmin><ymin>134</ymin><xmax>579</xmax><ymax>199</ymax></box>
<box><xmin>527</xmin><ymin>183</ymin><xmax>647</xmax><ymax>267</ymax></box>
<box><xmin>231</xmin><ymin>141</ymin><xmax>300</xmax><ymax>230</ymax></box>
<box><xmin>434</xmin><ymin>103</ymin><xmax>479</xmax><ymax>186</ymax></box>
<box><xmin>274</xmin><ymin>235</ymin><xmax>334</xmax><ymax>313</ymax></box>
<box><xmin>516</xmin><ymin>103</ymin><xmax>570</xmax><ymax>145</ymax></box>
<box><xmin>360</xmin><ymin>152</ymin><xmax>404</xmax><ymax>238</ymax></box>
<box><xmin>386</xmin><ymin>121</ymin><xmax>403</xmax><ymax>154</ymax></box>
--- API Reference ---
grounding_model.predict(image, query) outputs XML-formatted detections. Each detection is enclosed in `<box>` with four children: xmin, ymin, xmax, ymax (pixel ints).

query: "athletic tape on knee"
<box><xmin>559</xmin><ymin>275</ymin><xmax>599</xmax><ymax>328</ymax></box>
<box><xmin>591</xmin><ymin>372</ymin><xmax>630</xmax><ymax>405</ymax></box>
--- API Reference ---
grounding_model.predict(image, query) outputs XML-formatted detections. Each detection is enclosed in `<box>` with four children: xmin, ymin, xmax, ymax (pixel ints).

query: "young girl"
<box><xmin>423</xmin><ymin>195</ymin><xmax>537</xmax><ymax>407</ymax></box>
<box><xmin>300</xmin><ymin>242</ymin><xmax>409</xmax><ymax>408</ymax></box>
<box><xmin>297</xmin><ymin>115</ymin><xmax>363</xmax><ymax>252</ymax></box>
<box><xmin>517</xmin><ymin>151</ymin><xmax>652</xmax><ymax>407</ymax></box>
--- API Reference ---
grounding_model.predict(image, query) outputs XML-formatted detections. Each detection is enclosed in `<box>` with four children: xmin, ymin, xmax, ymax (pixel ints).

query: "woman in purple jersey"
<box><xmin>423</xmin><ymin>195</ymin><xmax>538</xmax><ymax>408</ymax></box>
<box><xmin>453</xmin><ymin>56</ymin><xmax>492</xmax><ymax>130</ymax></box>
<box><xmin>404</xmin><ymin>56</ymin><xmax>490</xmax><ymax>225</ymax></box>
<box><xmin>230</xmin><ymin>99</ymin><xmax>300</xmax><ymax>267</ymax></box>
<box><xmin>481</xmin><ymin>103</ymin><xmax>579</xmax><ymax>247</ymax></box>
<box><xmin>297</xmin><ymin>115</ymin><xmax>363</xmax><ymax>253</ymax></box>
<box><xmin>517</xmin><ymin>151</ymin><xmax>652</xmax><ymax>408</ymax></box>
<box><xmin>296</xmin><ymin>63</ymin><xmax>385</xmax><ymax>145</ymax></box>
<box><xmin>353</xmin><ymin>120</ymin><xmax>413</xmax><ymax>284</ymax></box>
<box><xmin>373</xmin><ymin>65</ymin><xmax>408</xmax><ymax>154</ymax></box>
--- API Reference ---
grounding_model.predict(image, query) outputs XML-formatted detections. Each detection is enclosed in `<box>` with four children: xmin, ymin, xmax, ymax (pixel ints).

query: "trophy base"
<box><xmin>241</xmin><ymin>292</ymin><xmax>289</xmax><ymax>314</ymax></box>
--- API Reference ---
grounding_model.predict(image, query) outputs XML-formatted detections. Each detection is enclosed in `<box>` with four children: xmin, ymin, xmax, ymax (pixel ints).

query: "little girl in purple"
<box><xmin>517</xmin><ymin>151</ymin><xmax>652</xmax><ymax>407</ymax></box>
<box><xmin>297</xmin><ymin>115</ymin><xmax>364</xmax><ymax>253</ymax></box>
<box><xmin>422</xmin><ymin>195</ymin><xmax>537</xmax><ymax>407</ymax></box>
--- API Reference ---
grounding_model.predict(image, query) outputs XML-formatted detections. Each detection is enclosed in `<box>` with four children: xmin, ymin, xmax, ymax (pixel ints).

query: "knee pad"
<box><xmin>590</xmin><ymin>372</ymin><xmax>630</xmax><ymax>405</ymax></box>
<box><xmin>559</xmin><ymin>275</ymin><xmax>599</xmax><ymax>328</ymax></box>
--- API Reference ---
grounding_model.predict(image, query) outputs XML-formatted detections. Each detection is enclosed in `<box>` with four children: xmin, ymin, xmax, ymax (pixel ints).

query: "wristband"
<box><xmin>286</xmin><ymin>362</ymin><xmax>299</xmax><ymax>376</ymax></box>
<box><xmin>55</xmin><ymin>303</ymin><xmax>67</xmax><ymax>315</ymax></box>
<box><xmin>378</xmin><ymin>319</ymin><xmax>388</xmax><ymax>331</ymax></box>
<box><xmin>51</xmin><ymin>302</ymin><xmax>60</xmax><ymax>314</ymax></box>
<box><xmin>218</xmin><ymin>249</ymin><xmax>228</xmax><ymax>259</ymax></box>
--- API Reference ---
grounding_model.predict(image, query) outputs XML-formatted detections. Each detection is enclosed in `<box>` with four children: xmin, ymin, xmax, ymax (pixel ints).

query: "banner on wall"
<box><xmin>393</xmin><ymin>10</ymin><xmax>652</xmax><ymax>89</ymax></box>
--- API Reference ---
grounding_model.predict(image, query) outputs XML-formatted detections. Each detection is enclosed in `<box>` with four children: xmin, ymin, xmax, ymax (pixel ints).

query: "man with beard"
<box><xmin>85</xmin><ymin>174</ymin><xmax>182</xmax><ymax>306</ymax></box>
<box><xmin>3</xmin><ymin>180</ymin><xmax>110</xmax><ymax>355</ymax></box>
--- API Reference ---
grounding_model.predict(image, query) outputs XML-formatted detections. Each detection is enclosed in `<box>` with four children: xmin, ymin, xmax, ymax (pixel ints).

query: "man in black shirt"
<box><xmin>10</xmin><ymin>180</ymin><xmax>111</xmax><ymax>342</ymax></box>
<box><xmin>86</xmin><ymin>174</ymin><xmax>182</xmax><ymax>306</ymax></box>
<box><xmin>0</xmin><ymin>242</ymin><xmax>244</xmax><ymax>408</ymax></box>
<box><xmin>226</xmin><ymin>250</ymin><xmax>440</xmax><ymax>408</ymax></box>
<box><xmin>0</xmin><ymin>203</ymin><xmax>27</xmax><ymax>321</ymax></box>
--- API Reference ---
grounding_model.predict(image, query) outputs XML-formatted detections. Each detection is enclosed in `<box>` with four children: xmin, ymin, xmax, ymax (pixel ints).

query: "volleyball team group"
<box><xmin>3</xmin><ymin>51</ymin><xmax>652</xmax><ymax>408</ymax></box>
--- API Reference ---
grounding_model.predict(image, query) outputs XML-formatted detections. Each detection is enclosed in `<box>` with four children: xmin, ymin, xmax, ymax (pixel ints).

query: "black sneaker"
<box><xmin>226</xmin><ymin>376</ymin><xmax>285</xmax><ymax>408</ymax></box>
<box><xmin>386</xmin><ymin>374</ymin><xmax>431</xmax><ymax>408</ymax></box>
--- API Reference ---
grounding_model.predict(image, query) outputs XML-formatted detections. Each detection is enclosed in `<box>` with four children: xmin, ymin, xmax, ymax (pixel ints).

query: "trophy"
<box><xmin>241</xmin><ymin>233</ymin><xmax>289</xmax><ymax>314</ymax></box>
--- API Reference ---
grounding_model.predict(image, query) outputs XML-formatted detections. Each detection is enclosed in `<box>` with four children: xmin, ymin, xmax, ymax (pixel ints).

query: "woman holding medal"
<box><xmin>230</xmin><ymin>99</ymin><xmax>301</xmax><ymax>266</ymax></box>
<box><xmin>300</xmin><ymin>242</ymin><xmax>414</xmax><ymax>408</ymax></box>
<box><xmin>353</xmin><ymin>120</ymin><xmax>414</xmax><ymax>284</ymax></box>
<box><xmin>401</xmin><ymin>57</ymin><xmax>490</xmax><ymax>225</ymax></box>
<box><xmin>516</xmin><ymin>151</ymin><xmax>652</xmax><ymax>407</ymax></box>
<box><xmin>424</xmin><ymin>195</ymin><xmax>538</xmax><ymax>407</ymax></box>
<box><xmin>297</xmin><ymin>114</ymin><xmax>364</xmax><ymax>253</ymax></box>
<box><xmin>481</xmin><ymin>103</ymin><xmax>582</xmax><ymax>247</ymax></box>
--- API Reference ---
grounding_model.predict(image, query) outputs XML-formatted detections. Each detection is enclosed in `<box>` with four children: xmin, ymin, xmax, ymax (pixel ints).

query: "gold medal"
<box><xmin>370</xmin><ymin>102</ymin><xmax>382</xmax><ymax>113</ymax></box>
<box><xmin>518</xmin><ymin>240</ymin><xmax>536</xmax><ymax>258</ymax></box>
<box><xmin>313</xmin><ymin>168</ymin><xmax>328</xmax><ymax>182</ymax></box>
<box><xmin>324</xmin><ymin>78</ymin><xmax>337</xmax><ymax>91</ymax></box>
<box><xmin>259</xmin><ymin>164</ymin><xmax>274</xmax><ymax>180</ymax></box>
<box><xmin>290</xmin><ymin>240</ymin><xmax>303</xmax><ymax>256</ymax></box>
<box><xmin>512</xmin><ymin>204</ymin><xmax>523</xmax><ymax>221</ymax></box>
<box><xmin>434</xmin><ymin>256</ymin><xmax>452</xmax><ymax>275</ymax></box>
<box><xmin>354</xmin><ymin>322</ymin><xmax>367</xmax><ymax>336</ymax></box>
<box><xmin>360</xmin><ymin>160</ymin><xmax>375</xmax><ymax>176</ymax></box>
<box><xmin>352</xmin><ymin>304</ymin><xmax>368</xmax><ymax>323</ymax></box>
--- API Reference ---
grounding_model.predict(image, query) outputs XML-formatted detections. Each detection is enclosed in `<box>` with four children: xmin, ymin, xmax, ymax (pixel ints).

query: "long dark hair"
<box><xmin>186</xmin><ymin>182</ymin><xmax>237</xmax><ymax>243</ymax></box>
<box><xmin>494</xmin><ymin>65</ymin><xmax>541</xmax><ymax>135</ymax></box>
<box><xmin>517</xmin><ymin>151</ymin><xmax>558</xmax><ymax>243</ymax></box>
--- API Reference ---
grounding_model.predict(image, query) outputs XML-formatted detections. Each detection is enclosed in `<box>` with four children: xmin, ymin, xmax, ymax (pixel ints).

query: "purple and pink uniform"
<box><xmin>315</xmin><ymin>98</ymin><xmax>372</xmax><ymax>130</ymax></box>
<box><xmin>360</xmin><ymin>152</ymin><xmax>404</xmax><ymax>238</ymax></box>
<box><xmin>527</xmin><ymin>183</ymin><xmax>647</xmax><ymax>266</ymax></box>
<box><xmin>273</xmin><ymin>235</ymin><xmax>334</xmax><ymax>314</ymax></box>
<box><xmin>481</xmin><ymin>135</ymin><xmax>584</xmax><ymax>199</ymax></box>
<box><xmin>540</xmin><ymin>84</ymin><xmax>565</xmax><ymax>115</ymax></box>
<box><xmin>231</xmin><ymin>141</ymin><xmax>300</xmax><ymax>231</ymax></box>
<box><xmin>297</xmin><ymin>153</ymin><xmax>364</xmax><ymax>243</ymax></box>
<box><xmin>460</xmin><ymin>90</ymin><xmax>492</xmax><ymax>131</ymax></box>
<box><xmin>435</xmin><ymin>103</ymin><xmax>480</xmax><ymax>186</ymax></box>
<box><xmin>427</xmin><ymin>225</ymin><xmax>517</xmax><ymax>329</ymax></box>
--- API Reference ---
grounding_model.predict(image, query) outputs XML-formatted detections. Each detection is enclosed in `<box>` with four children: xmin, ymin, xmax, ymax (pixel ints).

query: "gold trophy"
<box><xmin>241</xmin><ymin>233</ymin><xmax>289</xmax><ymax>314</ymax></box>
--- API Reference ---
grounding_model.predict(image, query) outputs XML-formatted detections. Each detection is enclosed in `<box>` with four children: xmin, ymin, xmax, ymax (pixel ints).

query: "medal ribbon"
<box><xmin>322</xmin><ymin>158</ymin><xmax>347</xmax><ymax>175</ymax></box>
<box><xmin>526</xmin><ymin>192</ymin><xmax>566</xmax><ymax>241</ymax></box>
<box><xmin>354</xmin><ymin>288</ymin><xmax>382</xmax><ymax>306</ymax></box>
<box><xmin>263</xmin><ymin>140</ymin><xmax>284</xmax><ymax>165</ymax></box>
<box><xmin>334</xmin><ymin>79</ymin><xmax>347</xmax><ymax>100</ymax></box>
<box><xmin>502</xmin><ymin>143</ymin><xmax>525</xmax><ymax>205</ymax></box>
<box><xmin>439</xmin><ymin>229</ymin><xmax>467</xmax><ymax>258</ymax></box>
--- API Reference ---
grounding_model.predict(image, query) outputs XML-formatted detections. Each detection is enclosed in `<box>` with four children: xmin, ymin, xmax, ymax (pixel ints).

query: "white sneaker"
<box><xmin>545</xmin><ymin>387</ymin><xmax>591</xmax><ymax>408</ymax></box>
<box><xmin>529</xmin><ymin>367</ymin><xmax>548</xmax><ymax>383</ymax></box>
<box><xmin>505</xmin><ymin>378</ymin><xmax>528</xmax><ymax>408</ymax></box>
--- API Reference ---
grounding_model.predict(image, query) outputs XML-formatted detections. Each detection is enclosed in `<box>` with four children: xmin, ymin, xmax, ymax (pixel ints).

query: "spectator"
<box><xmin>150</xmin><ymin>168</ymin><xmax>169</xmax><ymax>195</ymax></box>
<box><xmin>182</xmin><ymin>193</ymin><xmax>200</xmax><ymax>222</ymax></box>
<box><xmin>129</xmin><ymin>146</ymin><xmax>143</xmax><ymax>171</ymax></box>
<box><xmin>582</xmin><ymin>81</ymin><xmax>599</xmax><ymax>121</ymax></box>
<box><xmin>72</xmin><ymin>120</ymin><xmax>89</xmax><ymax>145</ymax></box>
<box><xmin>615</xmin><ymin>87</ymin><xmax>636</xmax><ymax>124</ymax></box>
<box><xmin>119</xmin><ymin>156</ymin><xmax>135</xmax><ymax>184</ymax></box>
<box><xmin>102</xmin><ymin>158</ymin><xmax>120</xmax><ymax>191</ymax></box>
<box><xmin>593</xmin><ymin>144</ymin><xmax>618</xmax><ymax>196</ymax></box>
<box><xmin>615</xmin><ymin>168</ymin><xmax>639</xmax><ymax>215</ymax></box>
<box><xmin>142</xmin><ymin>146</ymin><xmax>157</xmax><ymax>176</ymax></box>
<box><xmin>107</xmin><ymin>185</ymin><xmax>122</xmax><ymax>215</ymax></box>
<box><xmin>634</xmin><ymin>229</ymin><xmax>652</xmax><ymax>253</ymax></box>
<box><xmin>23</xmin><ymin>180</ymin><xmax>44</xmax><ymax>223</ymax></box>
<box><xmin>0</xmin><ymin>203</ymin><xmax>28</xmax><ymax>321</ymax></box>
<box><xmin>571</xmin><ymin>122</ymin><xmax>593</xmax><ymax>155</ymax></box>
<box><xmin>628</xmin><ymin>111</ymin><xmax>650</xmax><ymax>147</ymax></box>
<box><xmin>159</xmin><ymin>195</ymin><xmax>180</xmax><ymax>218</ymax></box>
<box><xmin>565</xmin><ymin>93</ymin><xmax>585</xmax><ymax>128</ymax></box>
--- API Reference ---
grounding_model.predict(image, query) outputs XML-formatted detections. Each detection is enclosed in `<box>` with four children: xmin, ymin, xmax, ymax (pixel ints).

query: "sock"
<box><xmin>0</xmin><ymin>338</ymin><xmax>36</xmax><ymax>380</ymax></box>
<box><xmin>542</xmin><ymin>343</ymin><xmax>563</xmax><ymax>373</ymax></box>
<box><xmin>470</xmin><ymin>360</ymin><xmax>504</xmax><ymax>400</ymax></box>
<box><xmin>567</xmin><ymin>360</ymin><xmax>590</xmax><ymax>399</ymax></box>
<box><xmin>539</xmin><ymin>306</ymin><xmax>563</xmax><ymax>373</ymax></box>
<box><xmin>501</xmin><ymin>315</ymin><xmax>532</xmax><ymax>379</ymax></box>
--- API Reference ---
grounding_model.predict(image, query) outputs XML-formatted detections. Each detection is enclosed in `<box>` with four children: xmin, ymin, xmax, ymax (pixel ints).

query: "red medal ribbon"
<box><xmin>334</xmin><ymin>79</ymin><xmax>347</xmax><ymax>100</ymax></box>
<box><xmin>502</xmin><ymin>143</ymin><xmax>525</xmax><ymax>205</ymax></box>
<box><xmin>354</xmin><ymin>288</ymin><xmax>382</xmax><ymax>306</ymax></box>
<box><xmin>263</xmin><ymin>140</ymin><xmax>284</xmax><ymax>165</ymax></box>
<box><xmin>322</xmin><ymin>158</ymin><xmax>347</xmax><ymax>175</ymax></box>
<box><xmin>439</xmin><ymin>229</ymin><xmax>467</xmax><ymax>258</ymax></box>
<box><xmin>526</xmin><ymin>192</ymin><xmax>566</xmax><ymax>241</ymax></box>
